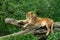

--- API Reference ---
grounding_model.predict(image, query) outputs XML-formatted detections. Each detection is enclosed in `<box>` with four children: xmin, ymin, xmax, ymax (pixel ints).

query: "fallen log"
<box><xmin>4</xmin><ymin>18</ymin><xmax>60</xmax><ymax>35</ymax></box>
<box><xmin>4</xmin><ymin>18</ymin><xmax>60</xmax><ymax>39</ymax></box>
<box><xmin>5</xmin><ymin>18</ymin><xmax>21</xmax><ymax>26</ymax></box>
<box><xmin>0</xmin><ymin>26</ymin><xmax>34</xmax><ymax>38</ymax></box>
<box><xmin>0</xmin><ymin>25</ymin><xmax>47</xmax><ymax>38</ymax></box>
<box><xmin>5</xmin><ymin>18</ymin><xmax>60</xmax><ymax>28</ymax></box>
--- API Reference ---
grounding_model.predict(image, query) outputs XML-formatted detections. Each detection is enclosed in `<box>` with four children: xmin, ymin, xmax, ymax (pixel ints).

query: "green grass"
<box><xmin>0</xmin><ymin>34</ymin><xmax>38</xmax><ymax>40</ymax></box>
<box><xmin>47</xmin><ymin>29</ymin><xmax>60</xmax><ymax>40</ymax></box>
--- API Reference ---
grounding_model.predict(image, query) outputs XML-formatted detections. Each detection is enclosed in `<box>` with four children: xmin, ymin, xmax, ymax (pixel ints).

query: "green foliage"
<box><xmin>47</xmin><ymin>29</ymin><xmax>60</xmax><ymax>40</ymax></box>
<box><xmin>0</xmin><ymin>34</ymin><xmax>38</xmax><ymax>40</ymax></box>
<box><xmin>0</xmin><ymin>0</ymin><xmax>60</xmax><ymax>40</ymax></box>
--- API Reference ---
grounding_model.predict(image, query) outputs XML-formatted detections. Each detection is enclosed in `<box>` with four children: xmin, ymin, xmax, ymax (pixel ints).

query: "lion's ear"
<box><xmin>28</xmin><ymin>11</ymin><xmax>33</xmax><ymax>14</ymax></box>
<box><xmin>30</xmin><ymin>11</ymin><xmax>35</xmax><ymax>15</ymax></box>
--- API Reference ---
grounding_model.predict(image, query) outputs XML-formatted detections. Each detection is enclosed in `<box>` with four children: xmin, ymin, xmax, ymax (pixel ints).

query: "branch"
<box><xmin>0</xmin><ymin>25</ymin><xmax>47</xmax><ymax>39</ymax></box>
<box><xmin>4</xmin><ymin>18</ymin><xmax>60</xmax><ymax>38</ymax></box>
<box><xmin>0</xmin><ymin>27</ymin><xmax>34</xmax><ymax>38</ymax></box>
<box><xmin>54</xmin><ymin>22</ymin><xmax>60</xmax><ymax>28</ymax></box>
<box><xmin>5</xmin><ymin>18</ymin><xmax>21</xmax><ymax>27</ymax></box>
<box><xmin>5</xmin><ymin>18</ymin><xmax>60</xmax><ymax>28</ymax></box>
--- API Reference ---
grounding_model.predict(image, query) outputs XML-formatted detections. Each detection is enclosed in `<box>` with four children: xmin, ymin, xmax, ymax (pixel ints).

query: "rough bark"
<box><xmin>5</xmin><ymin>18</ymin><xmax>60</xmax><ymax>28</ymax></box>
<box><xmin>0</xmin><ymin>25</ymin><xmax>47</xmax><ymax>38</ymax></box>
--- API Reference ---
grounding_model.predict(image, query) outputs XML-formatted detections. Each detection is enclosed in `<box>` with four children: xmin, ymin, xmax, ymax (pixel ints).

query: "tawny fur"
<box><xmin>17</xmin><ymin>11</ymin><xmax>54</xmax><ymax>36</ymax></box>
